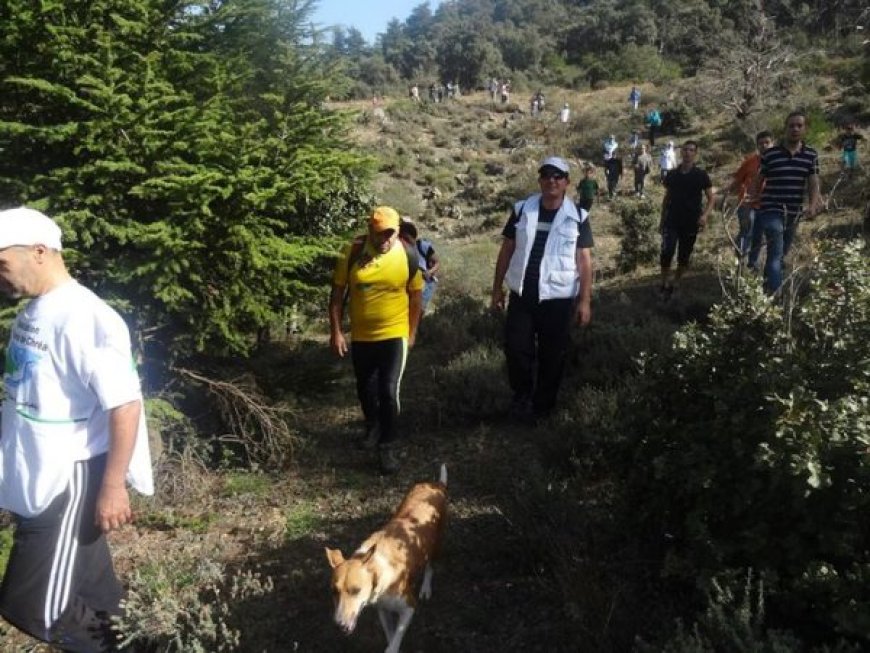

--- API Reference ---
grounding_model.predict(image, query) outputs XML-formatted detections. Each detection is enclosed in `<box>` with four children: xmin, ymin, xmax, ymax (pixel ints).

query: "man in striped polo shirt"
<box><xmin>748</xmin><ymin>111</ymin><xmax>821</xmax><ymax>292</ymax></box>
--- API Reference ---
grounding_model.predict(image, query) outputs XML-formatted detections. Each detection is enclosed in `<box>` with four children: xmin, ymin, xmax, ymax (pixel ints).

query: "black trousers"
<box><xmin>0</xmin><ymin>454</ymin><xmax>122</xmax><ymax>653</ymax></box>
<box><xmin>505</xmin><ymin>292</ymin><xmax>575</xmax><ymax>414</ymax></box>
<box><xmin>351</xmin><ymin>338</ymin><xmax>407</xmax><ymax>444</ymax></box>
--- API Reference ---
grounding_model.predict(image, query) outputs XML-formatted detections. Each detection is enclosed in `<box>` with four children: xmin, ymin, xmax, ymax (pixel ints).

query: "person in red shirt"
<box><xmin>727</xmin><ymin>131</ymin><xmax>774</xmax><ymax>261</ymax></box>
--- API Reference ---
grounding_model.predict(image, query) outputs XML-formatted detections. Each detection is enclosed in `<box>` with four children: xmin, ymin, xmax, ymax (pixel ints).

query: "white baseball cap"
<box><xmin>538</xmin><ymin>156</ymin><xmax>570</xmax><ymax>174</ymax></box>
<box><xmin>0</xmin><ymin>207</ymin><xmax>63</xmax><ymax>250</ymax></box>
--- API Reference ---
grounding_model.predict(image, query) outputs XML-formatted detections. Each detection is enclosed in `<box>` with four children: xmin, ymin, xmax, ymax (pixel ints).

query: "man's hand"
<box><xmin>95</xmin><ymin>483</ymin><xmax>132</xmax><ymax>533</ymax></box>
<box><xmin>576</xmin><ymin>299</ymin><xmax>592</xmax><ymax>327</ymax></box>
<box><xmin>491</xmin><ymin>287</ymin><xmax>506</xmax><ymax>311</ymax></box>
<box><xmin>698</xmin><ymin>214</ymin><xmax>708</xmax><ymax>231</ymax></box>
<box><xmin>330</xmin><ymin>331</ymin><xmax>348</xmax><ymax>357</ymax></box>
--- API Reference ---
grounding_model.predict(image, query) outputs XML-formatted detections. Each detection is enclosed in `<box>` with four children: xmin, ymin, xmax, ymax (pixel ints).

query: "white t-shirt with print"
<box><xmin>1</xmin><ymin>280</ymin><xmax>154</xmax><ymax>517</ymax></box>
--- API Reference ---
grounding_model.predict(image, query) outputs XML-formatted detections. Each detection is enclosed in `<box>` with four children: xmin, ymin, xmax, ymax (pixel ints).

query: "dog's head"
<box><xmin>325</xmin><ymin>546</ymin><xmax>377</xmax><ymax>634</ymax></box>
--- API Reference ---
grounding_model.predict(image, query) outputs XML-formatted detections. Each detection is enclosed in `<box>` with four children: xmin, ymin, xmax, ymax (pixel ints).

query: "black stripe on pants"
<box><xmin>505</xmin><ymin>292</ymin><xmax>574</xmax><ymax>414</ymax></box>
<box><xmin>351</xmin><ymin>338</ymin><xmax>407</xmax><ymax>444</ymax></box>
<box><xmin>0</xmin><ymin>454</ymin><xmax>123</xmax><ymax>653</ymax></box>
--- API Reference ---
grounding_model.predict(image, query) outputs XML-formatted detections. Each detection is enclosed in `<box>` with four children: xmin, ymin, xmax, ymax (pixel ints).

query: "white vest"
<box><xmin>505</xmin><ymin>194</ymin><xmax>587</xmax><ymax>301</ymax></box>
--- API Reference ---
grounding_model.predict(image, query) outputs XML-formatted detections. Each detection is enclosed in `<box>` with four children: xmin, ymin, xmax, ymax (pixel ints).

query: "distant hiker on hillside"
<box><xmin>632</xmin><ymin>144</ymin><xmax>653</xmax><ymax>197</ymax></box>
<box><xmin>604</xmin><ymin>154</ymin><xmax>623</xmax><ymax>198</ymax></box>
<box><xmin>726</xmin><ymin>130</ymin><xmax>774</xmax><ymax>261</ymax></box>
<box><xmin>500</xmin><ymin>81</ymin><xmax>511</xmax><ymax>104</ymax></box>
<box><xmin>603</xmin><ymin>134</ymin><xmax>618</xmax><ymax>160</ymax></box>
<box><xmin>645</xmin><ymin>107</ymin><xmax>662</xmax><ymax>146</ymax></box>
<box><xmin>410</xmin><ymin>84</ymin><xmax>420</xmax><ymax>102</ymax></box>
<box><xmin>629</xmin><ymin>86</ymin><xmax>641</xmax><ymax>112</ymax></box>
<box><xmin>659</xmin><ymin>141</ymin><xmax>714</xmax><ymax>300</ymax></box>
<box><xmin>329</xmin><ymin>206</ymin><xmax>424</xmax><ymax>474</ymax></box>
<box><xmin>576</xmin><ymin>165</ymin><xmax>600</xmax><ymax>211</ymax></box>
<box><xmin>837</xmin><ymin>121</ymin><xmax>864</xmax><ymax>171</ymax></box>
<box><xmin>491</xmin><ymin>156</ymin><xmax>593</xmax><ymax>424</ymax></box>
<box><xmin>748</xmin><ymin>111</ymin><xmax>821</xmax><ymax>293</ymax></box>
<box><xmin>559</xmin><ymin>103</ymin><xmax>571</xmax><ymax>124</ymax></box>
<box><xmin>489</xmin><ymin>78</ymin><xmax>499</xmax><ymax>104</ymax></box>
<box><xmin>400</xmin><ymin>217</ymin><xmax>441</xmax><ymax>313</ymax></box>
<box><xmin>628</xmin><ymin>129</ymin><xmax>641</xmax><ymax>150</ymax></box>
<box><xmin>659</xmin><ymin>141</ymin><xmax>677</xmax><ymax>183</ymax></box>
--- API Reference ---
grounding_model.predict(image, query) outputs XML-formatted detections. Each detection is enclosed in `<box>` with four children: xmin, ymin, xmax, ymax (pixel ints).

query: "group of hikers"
<box><xmin>328</xmin><ymin>103</ymin><xmax>864</xmax><ymax>483</ymax></box>
<box><xmin>0</xmin><ymin>78</ymin><xmax>863</xmax><ymax>653</ymax></box>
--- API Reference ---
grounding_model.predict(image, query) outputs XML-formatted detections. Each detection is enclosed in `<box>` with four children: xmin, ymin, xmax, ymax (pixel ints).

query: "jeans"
<box><xmin>748</xmin><ymin>209</ymin><xmax>790</xmax><ymax>292</ymax></box>
<box><xmin>736</xmin><ymin>205</ymin><xmax>754</xmax><ymax>258</ymax></box>
<box><xmin>422</xmin><ymin>278</ymin><xmax>437</xmax><ymax>312</ymax></box>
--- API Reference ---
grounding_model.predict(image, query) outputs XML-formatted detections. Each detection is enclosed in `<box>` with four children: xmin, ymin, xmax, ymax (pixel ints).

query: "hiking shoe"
<box><xmin>355</xmin><ymin>424</ymin><xmax>380</xmax><ymax>451</ymax></box>
<box><xmin>379</xmin><ymin>444</ymin><xmax>400</xmax><ymax>475</ymax></box>
<box><xmin>509</xmin><ymin>395</ymin><xmax>536</xmax><ymax>425</ymax></box>
<box><xmin>659</xmin><ymin>284</ymin><xmax>674</xmax><ymax>302</ymax></box>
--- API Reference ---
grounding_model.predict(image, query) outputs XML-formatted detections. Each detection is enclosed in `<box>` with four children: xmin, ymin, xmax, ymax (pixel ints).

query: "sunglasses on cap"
<box><xmin>539</xmin><ymin>169</ymin><xmax>568</xmax><ymax>180</ymax></box>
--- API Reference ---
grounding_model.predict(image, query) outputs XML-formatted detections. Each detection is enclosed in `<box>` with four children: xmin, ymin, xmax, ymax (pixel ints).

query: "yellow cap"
<box><xmin>369</xmin><ymin>206</ymin><xmax>400</xmax><ymax>232</ymax></box>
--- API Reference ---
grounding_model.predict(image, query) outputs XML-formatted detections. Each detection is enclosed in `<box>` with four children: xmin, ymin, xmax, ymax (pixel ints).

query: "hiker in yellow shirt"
<box><xmin>329</xmin><ymin>206</ymin><xmax>424</xmax><ymax>473</ymax></box>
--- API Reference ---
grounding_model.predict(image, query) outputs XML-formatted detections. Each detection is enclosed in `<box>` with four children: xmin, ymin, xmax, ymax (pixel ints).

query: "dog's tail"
<box><xmin>439</xmin><ymin>463</ymin><xmax>447</xmax><ymax>486</ymax></box>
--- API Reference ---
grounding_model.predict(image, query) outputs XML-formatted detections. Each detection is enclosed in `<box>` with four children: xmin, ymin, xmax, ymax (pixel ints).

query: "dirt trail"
<box><xmin>238</xmin><ymin>342</ymin><xmax>577</xmax><ymax>652</ymax></box>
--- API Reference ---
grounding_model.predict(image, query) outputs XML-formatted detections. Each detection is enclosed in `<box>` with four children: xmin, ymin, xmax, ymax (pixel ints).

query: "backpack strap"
<box><xmin>346</xmin><ymin>235</ymin><xmax>367</xmax><ymax>282</ymax></box>
<box><xmin>348</xmin><ymin>234</ymin><xmax>420</xmax><ymax>291</ymax></box>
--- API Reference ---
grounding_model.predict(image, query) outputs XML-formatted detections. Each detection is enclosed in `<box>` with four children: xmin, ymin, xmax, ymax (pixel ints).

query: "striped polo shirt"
<box><xmin>759</xmin><ymin>143</ymin><xmax>819</xmax><ymax>217</ymax></box>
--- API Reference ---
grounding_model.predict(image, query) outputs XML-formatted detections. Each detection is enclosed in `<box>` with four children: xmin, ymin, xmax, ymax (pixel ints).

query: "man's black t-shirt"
<box><xmin>664</xmin><ymin>166</ymin><xmax>711</xmax><ymax>228</ymax></box>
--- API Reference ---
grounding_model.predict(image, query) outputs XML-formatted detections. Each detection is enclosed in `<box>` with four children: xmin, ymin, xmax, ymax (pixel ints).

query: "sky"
<box><xmin>311</xmin><ymin>0</ymin><xmax>442</xmax><ymax>44</ymax></box>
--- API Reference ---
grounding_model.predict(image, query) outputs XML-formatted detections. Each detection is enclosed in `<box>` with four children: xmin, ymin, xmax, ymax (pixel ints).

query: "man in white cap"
<box><xmin>0</xmin><ymin>207</ymin><xmax>153</xmax><ymax>651</ymax></box>
<box><xmin>491</xmin><ymin>157</ymin><xmax>594</xmax><ymax>423</ymax></box>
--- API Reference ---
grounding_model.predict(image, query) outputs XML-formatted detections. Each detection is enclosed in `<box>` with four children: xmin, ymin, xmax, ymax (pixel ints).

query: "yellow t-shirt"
<box><xmin>333</xmin><ymin>238</ymin><xmax>424</xmax><ymax>342</ymax></box>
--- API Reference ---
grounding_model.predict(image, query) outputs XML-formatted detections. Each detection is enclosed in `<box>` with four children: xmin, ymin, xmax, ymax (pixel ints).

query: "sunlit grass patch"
<box><xmin>285</xmin><ymin>502</ymin><xmax>321</xmax><ymax>541</ymax></box>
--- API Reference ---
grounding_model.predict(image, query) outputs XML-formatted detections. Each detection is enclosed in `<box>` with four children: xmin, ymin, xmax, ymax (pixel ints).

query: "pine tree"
<box><xmin>0</xmin><ymin>0</ymin><xmax>372</xmax><ymax>362</ymax></box>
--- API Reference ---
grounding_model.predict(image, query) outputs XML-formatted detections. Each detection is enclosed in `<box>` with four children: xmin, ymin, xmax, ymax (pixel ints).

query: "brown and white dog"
<box><xmin>326</xmin><ymin>464</ymin><xmax>447</xmax><ymax>653</ymax></box>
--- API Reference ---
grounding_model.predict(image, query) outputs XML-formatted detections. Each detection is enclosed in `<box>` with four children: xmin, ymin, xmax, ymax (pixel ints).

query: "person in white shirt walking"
<box><xmin>0</xmin><ymin>207</ymin><xmax>153</xmax><ymax>652</ymax></box>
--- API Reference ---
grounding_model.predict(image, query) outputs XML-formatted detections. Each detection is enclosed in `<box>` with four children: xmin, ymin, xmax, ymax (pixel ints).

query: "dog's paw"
<box><xmin>419</xmin><ymin>580</ymin><xmax>432</xmax><ymax>600</ymax></box>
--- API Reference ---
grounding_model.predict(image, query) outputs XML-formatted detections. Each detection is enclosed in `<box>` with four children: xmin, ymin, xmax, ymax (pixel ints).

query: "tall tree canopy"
<box><xmin>0</xmin><ymin>0</ymin><xmax>372</xmax><ymax>363</ymax></box>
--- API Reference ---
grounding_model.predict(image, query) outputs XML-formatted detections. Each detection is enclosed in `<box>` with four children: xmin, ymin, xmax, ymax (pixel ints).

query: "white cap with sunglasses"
<box><xmin>538</xmin><ymin>156</ymin><xmax>570</xmax><ymax>175</ymax></box>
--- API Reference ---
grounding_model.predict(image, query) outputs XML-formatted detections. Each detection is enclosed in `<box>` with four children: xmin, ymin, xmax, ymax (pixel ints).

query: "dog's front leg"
<box><xmin>384</xmin><ymin>605</ymin><xmax>414</xmax><ymax>653</ymax></box>
<box><xmin>377</xmin><ymin>606</ymin><xmax>396</xmax><ymax>641</ymax></box>
<box><xmin>419</xmin><ymin>564</ymin><xmax>433</xmax><ymax>600</ymax></box>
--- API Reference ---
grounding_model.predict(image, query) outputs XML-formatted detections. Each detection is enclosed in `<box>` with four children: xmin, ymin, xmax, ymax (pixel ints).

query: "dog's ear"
<box><xmin>360</xmin><ymin>545</ymin><xmax>377</xmax><ymax>564</ymax></box>
<box><xmin>325</xmin><ymin>547</ymin><xmax>345</xmax><ymax>568</ymax></box>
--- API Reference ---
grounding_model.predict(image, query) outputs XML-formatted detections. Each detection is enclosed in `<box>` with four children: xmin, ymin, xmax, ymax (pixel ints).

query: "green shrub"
<box><xmin>623</xmin><ymin>240</ymin><xmax>870</xmax><ymax>645</ymax></box>
<box><xmin>115</xmin><ymin>554</ymin><xmax>273</xmax><ymax>652</ymax></box>
<box><xmin>0</xmin><ymin>527</ymin><xmax>12</xmax><ymax>580</ymax></box>
<box><xmin>616</xmin><ymin>201</ymin><xmax>659</xmax><ymax>273</ymax></box>
<box><xmin>426</xmin><ymin>342</ymin><xmax>509</xmax><ymax>425</ymax></box>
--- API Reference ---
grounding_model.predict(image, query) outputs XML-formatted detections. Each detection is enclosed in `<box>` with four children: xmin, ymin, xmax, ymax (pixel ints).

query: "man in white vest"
<box><xmin>491</xmin><ymin>156</ymin><xmax>594</xmax><ymax>423</ymax></box>
<box><xmin>0</xmin><ymin>207</ymin><xmax>154</xmax><ymax>652</ymax></box>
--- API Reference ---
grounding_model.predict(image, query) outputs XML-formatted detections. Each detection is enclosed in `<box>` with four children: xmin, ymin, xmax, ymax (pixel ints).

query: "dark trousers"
<box><xmin>634</xmin><ymin>170</ymin><xmax>648</xmax><ymax>195</ymax></box>
<box><xmin>648</xmin><ymin>124</ymin><xmax>657</xmax><ymax>146</ymax></box>
<box><xmin>505</xmin><ymin>292</ymin><xmax>574</xmax><ymax>414</ymax></box>
<box><xmin>351</xmin><ymin>338</ymin><xmax>407</xmax><ymax>444</ymax></box>
<box><xmin>0</xmin><ymin>455</ymin><xmax>122</xmax><ymax>653</ymax></box>
<box><xmin>660</xmin><ymin>220</ymin><xmax>699</xmax><ymax>269</ymax></box>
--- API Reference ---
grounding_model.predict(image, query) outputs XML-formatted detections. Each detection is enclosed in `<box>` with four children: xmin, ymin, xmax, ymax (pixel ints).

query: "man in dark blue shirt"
<box><xmin>748</xmin><ymin>110</ymin><xmax>821</xmax><ymax>293</ymax></box>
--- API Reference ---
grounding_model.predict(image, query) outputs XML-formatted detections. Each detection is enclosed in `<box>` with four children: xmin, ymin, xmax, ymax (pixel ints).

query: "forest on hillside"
<box><xmin>325</xmin><ymin>0</ymin><xmax>869</xmax><ymax>99</ymax></box>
